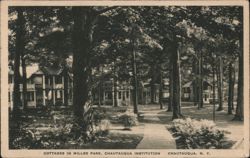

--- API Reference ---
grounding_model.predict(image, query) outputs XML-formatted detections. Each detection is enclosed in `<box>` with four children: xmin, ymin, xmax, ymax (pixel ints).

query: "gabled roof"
<box><xmin>32</xmin><ymin>69</ymin><xmax>44</xmax><ymax>76</ymax></box>
<box><xmin>183</xmin><ymin>81</ymin><xmax>192</xmax><ymax>88</ymax></box>
<box><xmin>41</xmin><ymin>67</ymin><xmax>63</xmax><ymax>76</ymax></box>
<box><xmin>9</xmin><ymin>63</ymin><xmax>74</xmax><ymax>80</ymax></box>
<box><xmin>26</xmin><ymin>65</ymin><xmax>40</xmax><ymax>78</ymax></box>
<box><xmin>9</xmin><ymin>64</ymin><xmax>39</xmax><ymax>79</ymax></box>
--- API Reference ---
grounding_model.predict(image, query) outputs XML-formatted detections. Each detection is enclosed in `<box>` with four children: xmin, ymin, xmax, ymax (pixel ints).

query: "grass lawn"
<box><xmin>155</xmin><ymin>103</ymin><xmax>243</xmax><ymax>149</ymax></box>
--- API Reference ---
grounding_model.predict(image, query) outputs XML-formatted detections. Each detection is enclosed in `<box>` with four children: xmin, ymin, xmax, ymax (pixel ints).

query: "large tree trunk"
<box><xmin>72</xmin><ymin>7</ymin><xmax>93</xmax><ymax>119</ymax></box>
<box><xmin>13</xmin><ymin>8</ymin><xmax>25</xmax><ymax>119</ymax></box>
<box><xmin>172</xmin><ymin>42</ymin><xmax>183</xmax><ymax>119</ymax></box>
<box><xmin>227</xmin><ymin>62</ymin><xmax>234</xmax><ymax>114</ymax></box>
<box><xmin>233</xmin><ymin>36</ymin><xmax>243</xmax><ymax>121</ymax></box>
<box><xmin>19</xmin><ymin>7</ymin><xmax>27</xmax><ymax>110</ymax></box>
<box><xmin>167</xmin><ymin>62</ymin><xmax>173</xmax><ymax>112</ymax></box>
<box><xmin>217</xmin><ymin>56</ymin><xmax>223</xmax><ymax>111</ymax></box>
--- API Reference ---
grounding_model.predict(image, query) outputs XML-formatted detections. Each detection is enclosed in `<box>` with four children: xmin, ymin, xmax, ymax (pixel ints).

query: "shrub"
<box><xmin>119</xmin><ymin>113</ymin><xmax>138</xmax><ymax>129</ymax></box>
<box><xmin>9</xmin><ymin>128</ymin><xmax>42</xmax><ymax>149</ymax></box>
<box><xmin>169</xmin><ymin>118</ymin><xmax>228</xmax><ymax>149</ymax></box>
<box><xmin>93</xmin><ymin>110</ymin><xmax>106</xmax><ymax>124</ymax></box>
<box><xmin>9</xmin><ymin>107</ymin><xmax>113</xmax><ymax>149</ymax></box>
<box><xmin>95</xmin><ymin>119</ymin><xmax>111</xmax><ymax>136</ymax></box>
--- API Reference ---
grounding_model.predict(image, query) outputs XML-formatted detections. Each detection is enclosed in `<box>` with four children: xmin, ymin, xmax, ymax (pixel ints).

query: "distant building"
<box><xmin>138</xmin><ymin>79</ymin><xmax>169</xmax><ymax>105</ymax></box>
<box><xmin>8</xmin><ymin>65</ymin><xmax>37</xmax><ymax>109</ymax></box>
<box><xmin>8</xmin><ymin>65</ymin><xmax>73</xmax><ymax>109</ymax></box>
<box><xmin>92</xmin><ymin>77</ymin><xmax>170</xmax><ymax>106</ymax></box>
<box><xmin>182</xmin><ymin>80</ymin><xmax>211</xmax><ymax>103</ymax></box>
<box><xmin>182</xmin><ymin>80</ymin><xmax>215</xmax><ymax>104</ymax></box>
<box><xmin>92</xmin><ymin>77</ymin><xmax>131</xmax><ymax>106</ymax></box>
<box><xmin>10</xmin><ymin>64</ymin><xmax>232</xmax><ymax>108</ymax></box>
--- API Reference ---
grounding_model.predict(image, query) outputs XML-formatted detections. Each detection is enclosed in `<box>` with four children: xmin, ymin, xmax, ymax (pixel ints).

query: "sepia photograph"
<box><xmin>1</xmin><ymin>0</ymin><xmax>249</xmax><ymax>158</ymax></box>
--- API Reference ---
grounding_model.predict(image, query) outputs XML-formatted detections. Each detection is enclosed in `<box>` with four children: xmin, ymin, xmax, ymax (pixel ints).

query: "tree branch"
<box><xmin>95</xmin><ymin>6</ymin><xmax>118</xmax><ymax>16</ymax></box>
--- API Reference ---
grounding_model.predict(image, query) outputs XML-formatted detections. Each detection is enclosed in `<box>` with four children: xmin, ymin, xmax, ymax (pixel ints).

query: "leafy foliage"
<box><xmin>119</xmin><ymin>112</ymin><xmax>138</xmax><ymax>129</ymax></box>
<box><xmin>169</xmin><ymin>118</ymin><xmax>232</xmax><ymax>149</ymax></box>
<box><xmin>9</xmin><ymin>108</ymin><xmax>111</xmax><ymax>149</ymax></box>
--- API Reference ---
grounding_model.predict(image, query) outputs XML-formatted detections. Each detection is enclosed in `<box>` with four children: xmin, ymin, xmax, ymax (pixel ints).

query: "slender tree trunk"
<box><xmin>132</xmin><ymin>51</ymin><xmax>138</xmax><ymax>114</ymax></box>
<box><xmin>212</xmin><ymin>65</ymin><xmax>216</xmax><ymax>121</ymax></box>
<box><xmin>159</xmin><ymin>70</ymin><xmax>163</xmax><ymax>109</ymax></box>
<box><xmin>231</xmin><ymin>67</ymin><xmax>235</xmax><ymax>110</ymax></box>
<box><xmin>233</xmin><ymin>36</ymin><xmax>243</xmax><ymax>121</ymax></box>
<box><xmin>150</xmin><ymin>82</ymin><xmax>155</xmax><ymax>103</ymax></box>
<box><xmin>150</xmin><ymin>65</ymin><xmax>157</xmax><ymax>104</ymax></box>
<box><xmin>72</xmin><ymin>7</ymin><xmax>93</xmax><ymax>119</ymax></box>
<box><xmin>131</xmin><ymin>26</ymin><xmax>138</xmax><ymax>114</ymax></box>
<box><xmin>167</xmin><ymin>62</ymin><xmax>173</xmax><ymax>112</ymax></box>
<box><xmin>13</xmin><ymin>8</ymin><xmax>25</xmax><ymax>119</ymax></box>
<box><xmin>63</xmin><ymin>66</ymin><xmax>69</xmax><ymax>106</ymax></box>
<box><xmin>217</xmin><ymin>56</ymin><xmax>223</xmax><ymax>111</ymax></box>
<box><xmin>178</xmin><ymin>54</ymin><xmax>182</xmax><ymax>114</ymax></box>
<box><xmin>98</xmin><ymin>67</ymin><xmax>103</xmax><ymax>107</ymax></box>
<box><xmin>193</xmin><ymin>59</ymin><xmax>199</xmax><ymax>106</ymax></box>
<box><xmin>227</xmin><ymin>62</ymin><xmax>234</xmax><ymax>114</ymax></box>
<box><xmin>113</xmin><ymin>62</ymin><xmax>118</xmax><ymax>107</ymax></box>
<box><xmin>216</xmin><ymin>64</ymin><xmax>220</xmax><ymax>103</ymax></box>
<box><xmin>198</xmin><ymin>52</ymin><xmax>203</xmax><ymax>109</ymax></box>
<box><xmin>98</xmin><ymin>68</ymin><xmax>101</xmax><ymax>107</ymax></box>
<box><xmin>113</xmin><ymin>78</ymin><xmax>118</xmax><ymax>107</ymax></box>
<box><xmin>21</xmin><ymin>55</ymin><xmax>27</xmax><ymax>110</ymax></box>
<box><xmin>200</xmin><ymin>50</ymin><xmax>204</xmax><ymax>108</ymax></box>
<box><xmin>98</xmin><ymin>84</ymin><xmax>101</xmax><ymax>107</ymax></box>
<box><xmin>172</xmin><ymin>42</ymin><xmax>183</xmax><ymax>119</ymax></box>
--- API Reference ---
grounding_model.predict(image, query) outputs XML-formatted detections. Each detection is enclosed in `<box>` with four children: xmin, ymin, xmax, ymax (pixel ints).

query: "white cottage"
<box><xmin>8</xmin><ymin>65</ymin><xmax>73</xmax><ymax>109</ymax></box>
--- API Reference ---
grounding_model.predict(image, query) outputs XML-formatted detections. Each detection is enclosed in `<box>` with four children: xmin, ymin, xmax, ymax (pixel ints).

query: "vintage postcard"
<box><xmin>1</xmin><ymin>0</ymin><xmax>249</xmax><ymax>158</ymax></box>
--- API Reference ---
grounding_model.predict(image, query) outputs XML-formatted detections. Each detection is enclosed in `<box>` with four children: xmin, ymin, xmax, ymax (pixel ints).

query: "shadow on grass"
<box><xmin>138</xmin><ymin>118</ymin><xmax>164</xmax><ymax>124</ymax></box>
<box><xmin>157</xmin><ymin>106</ymin><xmax>243</xmax><ymax>129</ymax></box>
<box><xmin>77</xmin><ymin>133</ymin><xmax>143</xmax><ymax>149</ymax></box>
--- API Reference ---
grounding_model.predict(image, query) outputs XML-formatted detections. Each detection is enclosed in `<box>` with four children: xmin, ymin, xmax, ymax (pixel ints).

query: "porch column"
<box><xmin>52</xmin><ymin>76</ymin><xmax>56</xmax><ymax>105</ymax></box>
<box><xmin>48</xmin><ymin>76</ymin><xmax>50</xmax><ymax>85</ymax></box>
<box><xmin>42</xmin><ymin>75</ymin><xmax>46</xmax><ymax>106</ymax></box>
<box><xmin>103</xmin><ymin>91</ymin><xmax>106</xmax><ymax>106</ymax></box>
<box><xmin>34</xmin><ymin>90</ymin><xmax>37</xmax><ymax>108</ymax></box>
<box><xmin>112</xmin><ymin>87</ymin><xmax>114</xmax><ymax>106</ymax></box>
